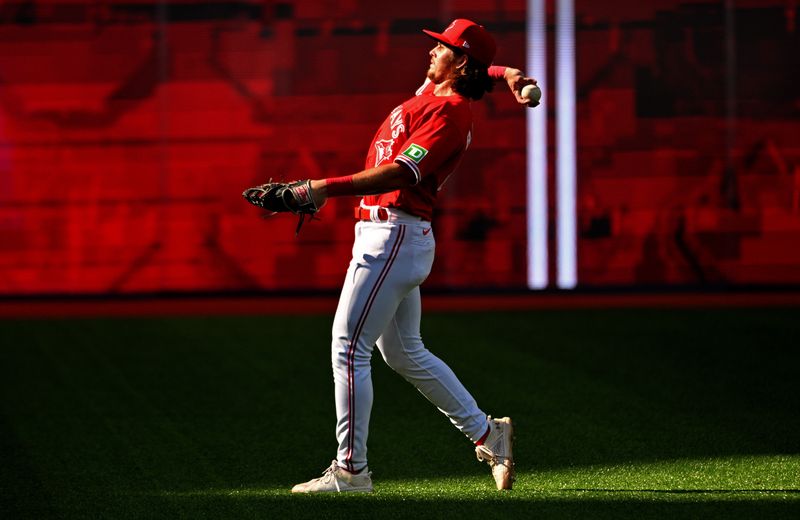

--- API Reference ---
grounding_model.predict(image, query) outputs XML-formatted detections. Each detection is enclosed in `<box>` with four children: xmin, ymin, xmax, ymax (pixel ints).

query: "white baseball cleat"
<box><xmin>475</xmin><ymin>416</ymin><xmax>515</xmax><ymax>490</ymax></box>
<box><xmin>291</xmin><ymin>461</ymin><xmax>374</xmax><ymax>493</ymax></box>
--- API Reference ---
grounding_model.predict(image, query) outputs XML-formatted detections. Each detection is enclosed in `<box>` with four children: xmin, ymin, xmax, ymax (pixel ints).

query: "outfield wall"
<box><xmin>1</xmin><ymin>0</ymin><xmax>798</xmax><ymax>295</ymax></box>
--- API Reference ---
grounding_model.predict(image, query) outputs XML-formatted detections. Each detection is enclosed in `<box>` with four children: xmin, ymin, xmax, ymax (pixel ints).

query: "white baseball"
<box><xmin>520</xmin><ymin>84</ymin><xmax>541</xmax><ymax>103</ymax></box>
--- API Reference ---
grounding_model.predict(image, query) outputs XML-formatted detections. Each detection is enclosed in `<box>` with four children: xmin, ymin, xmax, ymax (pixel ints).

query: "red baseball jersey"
<box><xmin>362</xmin><ymin>80</ymin><xmax>473</xmax><ymax>221</ymax></box>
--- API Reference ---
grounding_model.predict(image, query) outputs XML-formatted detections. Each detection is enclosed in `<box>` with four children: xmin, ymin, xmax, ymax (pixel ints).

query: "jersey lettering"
<box><xmin>389</xmin><ymin>106</ymin><xmax>405</xmax><ymax>139</ymax></box>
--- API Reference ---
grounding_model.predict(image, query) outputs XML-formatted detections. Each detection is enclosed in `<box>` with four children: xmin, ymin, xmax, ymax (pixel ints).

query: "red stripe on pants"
<box><xmin>344</xmin><ymin>225</ymin><xmax>406</xmax><ymax>472</ymax></box>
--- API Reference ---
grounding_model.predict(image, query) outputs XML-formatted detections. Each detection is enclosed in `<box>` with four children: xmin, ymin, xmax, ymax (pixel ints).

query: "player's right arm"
<box><xmin>417</xmin><ymin>65</ymin><xmax>538</xmax><ymax>105</ymax></box>
<box><xmin>489</xmin><ymin>65</ymin><xmax>540</xmax><ymax>107</ymax></box>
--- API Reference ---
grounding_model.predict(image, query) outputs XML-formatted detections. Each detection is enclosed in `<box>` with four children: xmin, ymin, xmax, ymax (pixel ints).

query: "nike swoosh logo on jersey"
<box><xmin>422</xmin><ymin>228</ymin><xmax>431</xmax><ymax>236</ymax></box>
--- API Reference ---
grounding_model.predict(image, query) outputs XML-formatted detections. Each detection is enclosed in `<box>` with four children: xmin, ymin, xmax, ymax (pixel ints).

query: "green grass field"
<box><xmin>1</xmin><ymin>307</ymin><xmax>799</xmax><ymax>518</ymax></box>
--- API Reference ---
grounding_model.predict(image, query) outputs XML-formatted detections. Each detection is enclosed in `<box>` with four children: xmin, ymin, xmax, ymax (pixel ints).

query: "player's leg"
<box><xmin>329</xmin><ymin>223</ymin><xmax>421</xmax><ymax>474</ymax></box>
<box><xmin>376</xmin><ymin>287</ymin><xmax>515</xmax><ymax>490</ymax></box>
<box><xmin>375</xmin><ymin>287</ymin><xmax>488</xmax><ymax>441</ymax></box>
<box><xmin>294</xmin><ymin>224</ymin><xmax>414</xmax><ymax>493</ymax></box>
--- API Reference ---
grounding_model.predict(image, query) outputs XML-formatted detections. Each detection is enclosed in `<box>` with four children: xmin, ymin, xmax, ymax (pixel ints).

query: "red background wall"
<box><xmin>0</xmin><ymin>0</ymin><xmax>798</xmax><ymax>295</ymax></box>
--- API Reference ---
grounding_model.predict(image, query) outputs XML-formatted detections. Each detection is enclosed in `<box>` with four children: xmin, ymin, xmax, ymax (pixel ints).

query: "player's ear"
<box><xmin>454</xmin><ymin>54</ymin><xmax>468</xmax><ymax>72</ymax></box>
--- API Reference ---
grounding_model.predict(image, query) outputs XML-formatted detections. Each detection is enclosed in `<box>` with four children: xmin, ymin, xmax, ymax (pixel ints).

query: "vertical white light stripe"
<box><xmin>527</xmin><ymin>0</ymin><xmax>548</xmax><ymax>289</ymax></box>
<box><xmin>556</xmin><ymin>0</ymin><xmax>577</xmax><ymax>289</ymax></box>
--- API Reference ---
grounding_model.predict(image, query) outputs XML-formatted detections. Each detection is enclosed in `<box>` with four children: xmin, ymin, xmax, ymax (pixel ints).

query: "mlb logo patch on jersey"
<box><xmin>402</xmin><ymin>143</ymin><xmax>429</xmax><ymax>163</ymax></box>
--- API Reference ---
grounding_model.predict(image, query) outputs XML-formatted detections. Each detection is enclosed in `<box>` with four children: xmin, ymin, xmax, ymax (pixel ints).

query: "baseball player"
<box><xmin>244</xmin><ymin>19</ymin><xmax>538</xmax><ymax>492</ymax></box>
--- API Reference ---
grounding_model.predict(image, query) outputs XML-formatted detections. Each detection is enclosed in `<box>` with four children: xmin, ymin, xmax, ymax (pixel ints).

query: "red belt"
<box><xmin>354</xmin><ymin>207</ymin><xmax>389</xmax><ymax>221</ymax></box>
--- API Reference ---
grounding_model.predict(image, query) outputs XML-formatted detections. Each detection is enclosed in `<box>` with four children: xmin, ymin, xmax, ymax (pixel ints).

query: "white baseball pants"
<box><xmin>331</xmin><ymin>212</ymin><xmax>488</xmax><ymax>473</ymax></box>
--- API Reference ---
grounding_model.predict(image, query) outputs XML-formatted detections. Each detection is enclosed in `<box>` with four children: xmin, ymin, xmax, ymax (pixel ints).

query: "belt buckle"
<box><xmin>355</xmin><ymin>206</ymin><xmax>389</xmax><ymax>222</ymax></box>
<box><xmin>368</xmin><ymin>207</ymin><xmax>388</xmax><ymax>222</ymax></box>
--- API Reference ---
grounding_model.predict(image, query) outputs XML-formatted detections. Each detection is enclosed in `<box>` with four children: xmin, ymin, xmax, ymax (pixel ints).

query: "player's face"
<box><xmin>427</xmin><ymin>42</ymin><xmax>461</xmax><ymax>83</ymax></box>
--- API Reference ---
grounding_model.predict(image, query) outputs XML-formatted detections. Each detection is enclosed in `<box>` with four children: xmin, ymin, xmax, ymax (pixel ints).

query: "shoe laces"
<box><xmin>475</xmin><ymin>444</ymin><xmax>494</xmax><ymax>463</ymax></box>
<box><xmin>475</xmin><ymin>419</ymin><xmax>508</xmax><ymax>466</ymax></box>
<box><xmin>317</xmin><ymin>461</ymin><xmax>340</xmax><ymax>483</ymax></box>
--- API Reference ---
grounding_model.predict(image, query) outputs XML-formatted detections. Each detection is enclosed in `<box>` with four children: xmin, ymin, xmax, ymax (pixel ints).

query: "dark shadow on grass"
<box><xmin>1</xmin><ymin>310</ymin><xmax>799</xmax><ymax>517</ymax></box>
<box><xmin>366</xmin><ymin>308</ymin><xmax>800</xmax><ymax>478</ymax></box>
<box><xmin>0</xmin><ymin>414</ymin><xmax>56</xmax><ymax>518</ymax></box>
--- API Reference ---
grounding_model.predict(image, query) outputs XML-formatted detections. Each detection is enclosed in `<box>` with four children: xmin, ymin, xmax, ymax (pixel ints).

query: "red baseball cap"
<box><xmin>423</xmin><ymin>19</ymin><xmax>496</xmax><ymax>67</ymax></box>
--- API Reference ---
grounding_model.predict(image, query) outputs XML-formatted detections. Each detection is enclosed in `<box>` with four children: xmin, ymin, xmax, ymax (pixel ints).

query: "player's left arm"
<box><xmin>308</xmin><ymin>163</ymin><xmax>416</xmax><ymax>208</ymax></box>
<box><xmin>243</xmin><ymin>163</ymin><xmax>413</xmax><ymax>230</ymax></box>
<box><xmin>488</xmin><ymin>65</ymin><xmax>539</xmax><ymax>107</ymax></box>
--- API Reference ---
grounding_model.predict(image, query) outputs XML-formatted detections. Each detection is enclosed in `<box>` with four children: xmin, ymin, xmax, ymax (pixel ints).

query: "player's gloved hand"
<box><xmin>242</xmin><ymin>179</ymin><xmax>320</xmax><ymax>234</ymax></box>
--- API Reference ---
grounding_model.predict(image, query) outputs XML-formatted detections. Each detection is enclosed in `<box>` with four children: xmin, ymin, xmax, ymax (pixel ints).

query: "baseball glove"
<box><xmin>242</xmin><ymin>179</ymin><xmax>319</xmax><ymax>234</ymax></box>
